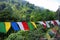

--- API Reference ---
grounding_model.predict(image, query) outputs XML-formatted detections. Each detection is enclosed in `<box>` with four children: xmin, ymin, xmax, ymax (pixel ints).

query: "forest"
<box><xmin>0</xmin><ymin>0</ymin><xmax>60</xmax><ymax>40</ymax></box>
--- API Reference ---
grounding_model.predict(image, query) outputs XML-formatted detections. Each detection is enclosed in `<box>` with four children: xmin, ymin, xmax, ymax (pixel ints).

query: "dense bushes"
<box><xmin>0</xmin><ymin>0</ymin><xmax>58</xmax><ymax>40</ymax></box>
<box><xmin>0</xmin><ymin>0</ymin><xmax>56</xmax><ymax>22</ymax></box>
<box><xmin>6</xmin><ymin>25</ymin><xmax>46</xmax><ymax>40</ymax></box>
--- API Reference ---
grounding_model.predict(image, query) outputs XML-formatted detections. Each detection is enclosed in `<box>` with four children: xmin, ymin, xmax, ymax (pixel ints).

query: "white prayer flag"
<box><xmin>46</xmin><ymin>21</ymin><xmax>50</xmax><ymax>28</ymax></box>
<box><xmin>17</xmin><ymin>22</ymin><xmax>24</xmax><ymax>30</ymax></box>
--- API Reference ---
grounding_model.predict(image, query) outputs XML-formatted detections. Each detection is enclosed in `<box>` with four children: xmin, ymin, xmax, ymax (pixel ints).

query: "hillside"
<box><xmin>0</xmin><ymin>0</ymin><xmax>56</xmax><ymax>22</ymax></box>
<box><xmin>0</xmin><ymin>0</ymin><xmax>59</xmax><ymax>40</ymax></box>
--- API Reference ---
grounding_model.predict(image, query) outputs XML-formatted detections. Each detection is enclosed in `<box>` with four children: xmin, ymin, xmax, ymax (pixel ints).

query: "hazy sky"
<box><xmin>26</xmin><ymin>0</ymin><xmax>60</xmax><ymax>11</ymax></box>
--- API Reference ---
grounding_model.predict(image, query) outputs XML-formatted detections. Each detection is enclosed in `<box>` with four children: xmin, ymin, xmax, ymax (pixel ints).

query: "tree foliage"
<box><xmin>0</xmin><ymin>0</ymin><xmax>58</xmax><ymax>40</ymax></box>
<box><xmin>6</xmin><ymin>25</ymin><xmax>46</xmax><ymax>40</ymax></box>
<box><xmin>0</xmin><ymin>0</ymin><xmax>56</xmax><ymax>22</ymax></box>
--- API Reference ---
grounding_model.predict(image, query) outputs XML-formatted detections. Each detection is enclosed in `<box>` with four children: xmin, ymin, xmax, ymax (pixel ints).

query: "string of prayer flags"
<box><xmin>0</xmin><ymin>20</ymin><xmax>59</xmax><ymax>33</ymax></box>
<box><xmin>38</xmin><ymin>20</ymin><xmax>59</xmax><ymax>28</ymax></box>
<box><xmin>11</xmin><ymin>22</ymin><xmax>20</xmax><ymax>31</ymax></box>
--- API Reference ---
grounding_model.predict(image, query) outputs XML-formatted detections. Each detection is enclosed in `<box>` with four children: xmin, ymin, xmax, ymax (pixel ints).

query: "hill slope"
<box><xmin>0</xmin><ymin>0</ymin><xmax>56</xmax><ymax>22</ymax></box>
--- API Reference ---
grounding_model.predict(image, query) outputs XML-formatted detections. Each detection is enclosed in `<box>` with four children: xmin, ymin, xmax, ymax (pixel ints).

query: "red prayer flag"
<box><xmin>53</xmin><ymin>20</ymin><xmax>58</xmax><ymax>26</ymax></box>
<box><xmin>22</xmin><ymin>21</ymin><xmax>29</xmax><ymax>30</ymax></box>
<box><xmin>43</xmin><ymin>21</ymin><xmax>46</xmax><ymax>29</ymax></box>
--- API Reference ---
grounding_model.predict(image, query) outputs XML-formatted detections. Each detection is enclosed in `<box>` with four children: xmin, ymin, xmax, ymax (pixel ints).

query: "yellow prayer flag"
<box><xmin>31</xmin><ymin>22</ymin><xmax>37</xmax><ymax>28</ymax></box>
<box><xmin>5</xmin><ymin>22</ymin><xmax>11</xmax><ymax>32</ymax></box>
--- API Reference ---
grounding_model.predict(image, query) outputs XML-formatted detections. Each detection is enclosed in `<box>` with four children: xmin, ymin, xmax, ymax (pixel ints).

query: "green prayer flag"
<box><xmin>0</xmin><ymin>22</ymin><xmax>6</xmax><ymax>33</ymax></box>
<box><xmin>27</xmin><ymin>22</ymin><xmax>34</xmax><ymax>30</ymax></box>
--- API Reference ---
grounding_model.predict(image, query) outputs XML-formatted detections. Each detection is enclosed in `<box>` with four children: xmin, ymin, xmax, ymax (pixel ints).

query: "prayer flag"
<box><xmin>31</xmin><ymin>22</ymin><xmax>37</xmax><ymax>28</ymax></box>
<box><xmin>22</xmin><ymin>21</ymin><xmax>29</xmax><ymax>30</ymax></box>
<box><xmin>11</xmin><ymin>22</ymin><xmax>20</xmax><ymax>31</ymax></box>
<box><xmin>17</xmin><ymin>22</ymin><xmax>24</xmax><ymax>30</ymax></box>
<box><xmin>27</xmin><ymin>22</ymin><xmax>34</xmax><ymax>30</ymax></box>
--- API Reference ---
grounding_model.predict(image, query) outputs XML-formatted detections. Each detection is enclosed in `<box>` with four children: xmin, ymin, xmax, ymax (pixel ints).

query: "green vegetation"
<box><xmin>6</xmin><ymin>25</ymin><xmax>45</xmax><ymax>40</ymax></box>
<box><xmin>0</xmin><ymin>0</ymin><xmax>56</xmax><ymax>22</ymax></box>
<box><xmin>0</xmin><ymin>0</ymin><xmax>59</xmax><ymax>40</ymax></box>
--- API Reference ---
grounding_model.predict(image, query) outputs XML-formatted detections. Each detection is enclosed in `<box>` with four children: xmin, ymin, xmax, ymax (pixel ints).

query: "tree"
<box><xmin>0</xmin><ymin>3</ymin><xmax>13</xmax><ymax>21</ymax></box>
<box><xmin>6</xmin><ymin>24</ymin><xmax>46</xmax><ymax>40</ymax></box>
